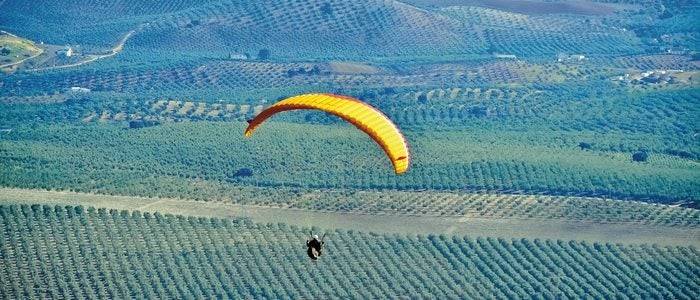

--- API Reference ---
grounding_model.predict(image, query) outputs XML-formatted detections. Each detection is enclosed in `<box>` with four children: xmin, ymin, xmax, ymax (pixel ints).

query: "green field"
<box><xmin>1</xmin><ymin>0</ymin><xmax>699</xmax><ymax>298</ymax></box>
<box><xmin>1</xmin><ymin>121</ymin><xmax>697</xmax><ymax>204</ymax></box>
<box><xmin>3</xmin><ymin>188</ymin><xmax>698</xmax><ymax>246</ymax></box>
<box><xmin>1</xmin><ymin>203</ymin><xmax>698</xmax><ymax>299</ymax></box>
<box><xmin>0</xmin><ymin>32</ymin><xmax>42</xmax><ymax>72</ymax></box>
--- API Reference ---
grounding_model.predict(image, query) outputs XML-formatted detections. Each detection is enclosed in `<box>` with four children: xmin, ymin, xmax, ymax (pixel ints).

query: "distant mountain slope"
<box><xmin>0</xmin><ymin>0</ymin><xmax>479</xmax><ymax>59</ymax></box>
<box><xmin>401</xmin><ymin>0</ymin><xmax>624</xmax><ymax>15</ymax></box>
<box><xmin>0</xmin><ymin>0</ymin><xmax>648</xmax><ymax>61</ymax></box>
<box><xmin>128</xmin><ymin>0</ymin><xmax>482</xmax><ymax>60</ymax></box>
<box><xmin>441</xmin><ymin>6</ymin><xmax>642</xmax><ymax>57</ymax></box>
<box><xmin>0</xmin><ymin>0</ymin><xmax>220</xmax><ymax>48</ymax></box>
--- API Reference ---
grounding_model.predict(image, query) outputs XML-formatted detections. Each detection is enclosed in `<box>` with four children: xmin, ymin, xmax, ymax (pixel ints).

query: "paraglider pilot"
<box><xmin>306</xmin><ymin>234</ymin><xmax>324</xmax><ymax>260</ymax></box>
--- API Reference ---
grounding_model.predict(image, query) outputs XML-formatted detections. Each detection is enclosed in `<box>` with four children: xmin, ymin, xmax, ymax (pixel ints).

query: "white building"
<box><xmin>557</xmin><ymin>54</ymin><xmax>586</xmax><ymax>62</ymax></box>
<box><xmin>494</xmin><ymin>53</ymin><xmax>517</xmax><ymax>59</ymax></box>
<box><xmin>229</xmin><ymin>53</ymin><xmax>248</xmax><ymax>60</ymax></box>
<box><xmin>57</xmin><ymin>46</ymin><xmax>73</xmax><ymax>57</ymax></box>
<box><xmin>69</xmin><ymin>87</ymin><xmax>91</xmax><ymax>93</ymax></box>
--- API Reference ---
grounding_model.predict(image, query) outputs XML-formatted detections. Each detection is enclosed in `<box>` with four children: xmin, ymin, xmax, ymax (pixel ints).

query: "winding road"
<box><xmin>0</xmin><ymin>30</ymin><xmax>44</xmax><ymax>69</ymax></box>
<box><xmin>31</xmin><ymin>27</ymin><xmax>139</xmax><ymax>71</ymax></box>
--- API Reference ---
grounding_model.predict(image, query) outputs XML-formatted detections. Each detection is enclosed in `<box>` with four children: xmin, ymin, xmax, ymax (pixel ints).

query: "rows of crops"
<box><xmin>611</xmin><ymin>54</ymin><xmax>700</xmax><ymax>70</ymax></box>
<box><xmin>3</xmin><ymin>0</ymin><xmax>682</xmax><ymax>97</ymax></box>
<box><xmin>79</xmin><ymin>100</ymin><xmax>265</xmax><ymax>124</ymax></box>
<box><xmin>1</xmin><ymin>59</ymin><xmax>544</xmax><ymax>97</ymax></box>
<box><xmin>4</xmin><ymin>0</ymin><xmax>685</xmax><ymax>64</ymax></box>
<box><xmin>4</xmin><ymin>81</ymin><xmax>697</xmax><ymax>150</ymax></box>
<box><xmin>1</xmin><ymin>204</ymin><xmax>698</xmax><ymax>299</ymax></box>
<box><xmin>4</xmin><ymin>87</ymin><xmax>547</xmax><ymax>125</ymax></box>
<box><xmin>6</xmin><ymin>176</ymin><xmax>695</xmax><ymax>227</ymax></box>
<box><xmin>285</xmin><ymin>189</ymin><xmax>700</xmax><ymax>227</ymax></box>
<box><xmin>0</xmin><ymin>122</ymin><xmax>696</xmax><ymax>204</ymax></box>
<box><xmin>145</xmin><ymin>184</ymin><xmax>698</xmax><ymax>227</ymax></box>
<box><xmin>0</xmin><ymin>0</ymin><xmax>222</xmax><ymax>48</ymax></box>
<box><xmin>128</xmin><ymin>0</ymin><xmax>477</xmax><ymax>60</ymax></box>
<box><xmin>441</xmin><ymin>6</ymin><xmax>643</xmax><ymax>58</ymax></box>
<box><xmin>380</xmin><ymin>86</ymin><xmax>698</xmax><ymax>141</ymax></box>
<box><xmin>0</xmin><ymin>61</ymin><xmax>327</xmax><ymax>95</ymax></box>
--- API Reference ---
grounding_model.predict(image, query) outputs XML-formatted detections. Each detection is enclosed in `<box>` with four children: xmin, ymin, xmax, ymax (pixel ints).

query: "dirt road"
<box><xmin>0</xmin><ymin>30</ymin><xmax>44</xmax><ymax>69</ymax></box>
<box><xmin>30</xmin><ymin>25</ymin><xmax>141</xmax><ymax>71</ymax></box>
<box><xmin>1</xmin><ymin>187</ymin><xmax>697</xmax><ymax>246</ymax></box>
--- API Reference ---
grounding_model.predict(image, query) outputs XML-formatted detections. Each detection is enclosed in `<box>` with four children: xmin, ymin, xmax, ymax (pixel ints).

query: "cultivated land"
<box><xmin>0</xmin><ymin>28</ymin><xmax>141</xmax><ymax>73</ymax></box>
<box><xmin>1</xmin><ymin>0</ymin><xmax>699</xmax><ymax>298</ymax></box>
<box><xmin>2</xmin><ymin>203</ymin><xmax>698</xmax><ymax>299</ymax></box>
<box><xmin>28</xmin><ymin>28</ymin><xmax>139</xmax><ymax>72</ymax></box>
<box><xmin>0</xmin><ymin>31</ymin><xmax>43</xmax><ymax>72</ymax></box>
<box><xmin>2</xmin><ymin>188</ymin><xmax>698</xmax><ymax>246</ymax></box>
<box><xmin>1</xmin><ymin>122</ymin><xmax>696</xmax><ymax>204</ymax></box>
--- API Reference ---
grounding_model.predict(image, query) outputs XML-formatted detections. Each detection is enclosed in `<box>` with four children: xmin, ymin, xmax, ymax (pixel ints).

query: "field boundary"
<box><xmin>1</xmin><ymin>187</ymin><xmax>697</xmax><ymax>246</ymax></box>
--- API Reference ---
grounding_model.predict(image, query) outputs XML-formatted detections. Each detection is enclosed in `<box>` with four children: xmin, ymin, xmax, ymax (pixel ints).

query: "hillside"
<box><xmin>0</xmin><ymin>0</ymin><xmax>654</xmax><ymax>63</ymax></box>
<box><xmin>0</xmin><ymin>31</ymin><xmax>43</xmax><ymax>73</ymax></box>
<box><xmin>131</xmin><ymin>0</ymin><xmax>480</xmax><ymax>60</ymax></box>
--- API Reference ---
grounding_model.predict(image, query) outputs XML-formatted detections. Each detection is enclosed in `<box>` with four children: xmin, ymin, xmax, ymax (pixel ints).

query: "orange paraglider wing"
<box><xmin>244</xmin><ymin>93</ymin><xmax>410</xmax><ymax>174</ymax></box>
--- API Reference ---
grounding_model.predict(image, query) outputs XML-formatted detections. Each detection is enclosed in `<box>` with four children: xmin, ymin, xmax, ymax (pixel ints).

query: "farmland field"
<box><xmin>0</xmin><ymin>31</ymin><xmax>42</xmax><ymax>73</ymax></box>
<box><xmin>2</xmin><ymin>188</ymin><xmax>699</xmax><ymax>246</ymax></box>
<box><xmin>1</xmin><ymin>122</ymin><xmax>697</xmax><ymax>202</ymax></box>
<box><xmin>1</xmin><ymin>203</ymin><xmax>699</xmax><ymax>299</ymax></box>
<box><xmin>1</xmin><ymin>0</ymin><xmax>699</xmax><ymax>298</ymax></box>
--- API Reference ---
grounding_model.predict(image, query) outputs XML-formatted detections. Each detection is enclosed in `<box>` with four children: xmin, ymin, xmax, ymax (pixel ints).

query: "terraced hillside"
<box><xmin>0</xmin><ymin>0</ymin><xmax>216</xmax><ymax>49</ymax></box>
<box><xmin>442</xmin><ymin>5</ymin><xmax>641</xmax><ymax>57</ymax></box>
<box><xmin>1</xmin><ymin>204</ymin><xmax>698</xmax><ymax>299</ymax></box>
<box><xmin>132</xmin><ymin>0</ymin><xmax>480</xmax><ymax>60</ymax></box>
<box><xmin>0</xmin><ymin>0</ymin><xmax>662</xmax><ymax>65</ymax></box>
<box><xmin>2</xmin><ymin>0</ymin><xmax>697</xmax><ymax>99</ymax></box>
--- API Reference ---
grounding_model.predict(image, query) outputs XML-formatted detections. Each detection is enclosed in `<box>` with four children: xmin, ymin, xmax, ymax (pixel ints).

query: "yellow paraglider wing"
<box><xmin>244</xmin><ymin>93</ymin><xmax>410</xmax><ymax>174</ymax></box>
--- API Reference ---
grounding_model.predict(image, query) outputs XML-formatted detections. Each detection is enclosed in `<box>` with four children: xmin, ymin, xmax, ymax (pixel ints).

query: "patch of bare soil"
<box><xmin>2</xmin><ymin>188</ymin><xmax>697</xmax><ymax>246</ymax></box>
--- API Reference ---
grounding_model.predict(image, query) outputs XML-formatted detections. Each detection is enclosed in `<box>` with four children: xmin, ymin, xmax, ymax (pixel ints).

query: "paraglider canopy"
<box><xmin>244</xmin><ymin>93</ymin><xmax>410</xmax><ymax>174</ymax></box>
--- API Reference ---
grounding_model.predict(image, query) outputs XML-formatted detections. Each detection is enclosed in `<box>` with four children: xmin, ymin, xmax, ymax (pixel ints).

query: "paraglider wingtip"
<box><xmin>395</xmin><ymin>162</ymin><xmax>409</xmax><ymax>174</ymax></box>
<box><xmin>246</xmin><ymin>119</ymin><xmax>253</xmax><ymax>124</ymax></box>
